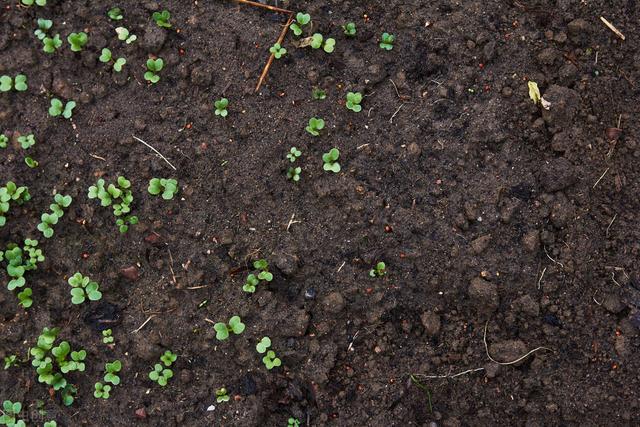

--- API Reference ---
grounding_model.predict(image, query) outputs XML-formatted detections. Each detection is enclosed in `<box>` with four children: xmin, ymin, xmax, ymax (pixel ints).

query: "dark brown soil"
<box><xmin>1</xmin><ymin>0</ymin><xmax>640</xmax><ymax>425</ymax></box>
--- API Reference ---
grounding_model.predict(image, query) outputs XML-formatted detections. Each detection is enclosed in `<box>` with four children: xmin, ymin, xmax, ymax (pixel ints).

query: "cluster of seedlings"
<box><xmin>1</xmin><ymin>3</ymin><xmax>400</xmax><ymax>423</ymax></box>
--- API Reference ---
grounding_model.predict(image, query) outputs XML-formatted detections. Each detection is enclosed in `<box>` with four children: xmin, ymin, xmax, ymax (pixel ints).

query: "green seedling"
<box><xmin>213</xmin><ymin>316</ymin><xmax>245</xmax><ymax>341</ymax></box>
<box><xmin>144</xmin><ymin>58</ymin><xmax>164</xmax><ymax>83</ymax></box>
<box><xmin>67</xmin><ymin>32</ymin><xmax>88</xmax><ymax>52</ymax></box>
<box><xmin>312</xmin><ymin>87</ymin><xmax>326</xmax><ymax>100</ymax></box>
<box><xmin>305</xmin><ymin>117</ymin><xmax>324</xmax><ymax>136</ymax></box>
<box><xmin>104</xmin><ymin>360</ymin><xmax>122</xmax><ymax>385</ymax></box>
<box><xmin>94</xmin><ymin>382</ymin><xmax>111</xmax><ymax>399</ymax></box>
<box><xmin>0</xmin><ymin>134</ymin><xmax>7</xmax><ymax>148</ymax></box>
<box><xmin>115</xmin><ymin>27</ymin><xmax>137</xmax><ymax>44</ymax></box>
<box><xmin>108</xmin><ymin>7</ymin><xmax>123</xmax><ymax>20</ymax></box>
<box><xmin>290</xmin><ymin>12</ymin><xmax>311</xmax><ymax>36</ymax></box>
<box><xmin>88</xmin><ymin>176</ymin><xmax>136</xmax><ymax>232</ymax></box>
<box><xmin>323</xmin><ymin>38</ymin><xmax>335</xmax><ymax>53</ymax></box>
<box><xmin>287</xmin><ymin>147</ymin><xmax>301</xmax><ymax>162</ymax></box>
<box><xmin>369</xmin><ymin>261</ymin><xmax>386</xmax><ymax>277</ymax></box>
<box><xmin>310</xmin><ymin>33</ymin><xmax>323</xmax><ymax>49</ymax></box>
<box><xmin>17</xmin><ymin>134</ymin><xmax>35</xmax><ymax>149</ymax></box>
<box><xmin>1</xmin><ymin>181</ymin><xmax>31</xmax><ymax>225</ymax></box>
<box><xmin>0</xmin><ymin>74</ymin><xmax>28</xmax><ymax>92</ymax></box>
<box><xmin>43</xmin><ymin>34</ymin><xmax>62</xmax><ymax>53</ymax></box>
<box><xmin>160</xmin><ymin>350</ymin><xmax>177</xmax><ymax>367</ymax></box>
<box><xmin>102</xmin><ymin>329</ymin><xmax>114</xmax><ymax>344</ymax></box>
<box><xmin>44</xmin><ymin>422</ymin><xmax>57</xmax><ymax>427</ymax></box>
<box><xmin>17</xmin><ymin>287</ymin><xmax>32</xmax><ymax>308</ymax></box>
<box><xmin>4</xmin><ymin>355</ymin><xmax>18</xmax><ymax>370</ymax></box>
<box><xmin>99</xmin><ymin>48</ymin><xmax>126</xmax><ymax>72</ymax></box>
<box><xmin>262</xmin><ymin>350</ymin><xmax>281</xmax><ymax>370</ymax></box>
<box><xmin>343</xmin><ymin>22</ymin><xmax>356</xmax><ymax>37</ymax></box>
<box><xmin>0</xmin><ymin>401</ymin><xmax>25</xmax><ymax>427</ymax></box>
<box><xmin>149</xmin><ymin>363</ymin><xmax>173</xmax><ymax>386</ymax></box>
<box><xmin>322</xmin><ymin>148</ymin><xmax>340</xmax><ymax>173</ymax></box>
<box><xmin>287</xmin><ymin>167</ymin><xmax>301</xmax><ymax>182</ymax></box>
<box><xmin>346</xmin><ymin>91</ymin><xmax>362</xmax><ymax>112</ymax></box>
<box><xmin>148</xmin><ymin>178</ymin><xmax>178</xmax><ymax>200</ymax></box>
<box><xmin>49</xmin><ymin>98</ymin><xmax>76</xmax><ymax>119</ymax></box>
<box><xmin>242</xmin><ymin>259</ymin><xmax>273</xmax><ymax>293</ymax></box>
<box><xmin>379</xmin><ymin>32</ymin><xmax>395</xmax><ymax>50</ymax></box>
<box><xmin>21</xmin><ymin>0</ymin><xmax>46</xmax><ymax>5</ymax></box>
<box><xmin>38</xmin><ymin>193</ymin><xmax>72</xmax><ymax>238</ymax></box>
<box><xmin>256</xmin><ymin>336</ymin><xmax>271</xmax><ymax>353</ymax></box>
<box><xmin>24</xmin><ymin>157</ymin><xmax>38</xmax><ymax>168</ymax></box>
<box><xmin>214</xmin><ymin>98</ymin><xmax>228</xmax><ymax>117</ymax></box>
<box><xmin>152</xmin><ymin>10</ymin><xmax>172</xmax><ymax>28</ymax></box>
<box><xmin>2</xmin><ymin>239</ymin><xmax>42</xmax><ymax>291</ymax></box>
<box><xmin>52</xmin><ymin>342</ymin><xmax>86</xmax><ymax>373</ymax></box>
<box><xmin>269</xmin><ymin>43</ymin><xmax>287</xmax><ymax>59</ymax></box>
<box><xmin>68</xmin><ymin>272</ymin><xmax>102</xmax><ymax>304</ymax></box>
<box><xmin>215</xmin><ymin>387</ymin><xmax>230</xmax><ymax>403</ymax></box>
<box><xmin>115</xmin><ymin>215</ymin><xmax>138</xmax><ymax>233</ymax></box>
<box><xmin>34</xmin><ymin>18</ymin><xmax>52</xmax><ymax>40</ymax></box>
<box><xmin>288</xmin><ymin>418</ymin><xmax>301</xmax><ymax>427</ymax></box>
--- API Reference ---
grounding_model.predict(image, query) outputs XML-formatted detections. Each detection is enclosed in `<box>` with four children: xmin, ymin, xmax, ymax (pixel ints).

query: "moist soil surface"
<box><xmin>1</xmin><ymin>0</ymin><xmax>640</xmax><ymax>426</ymax></box>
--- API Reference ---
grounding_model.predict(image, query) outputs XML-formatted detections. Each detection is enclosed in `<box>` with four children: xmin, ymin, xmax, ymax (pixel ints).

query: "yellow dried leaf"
<box><xmin>528</xmin><ymin>81</ymin><xmax>541</xmax><ymax>104</ymax></box>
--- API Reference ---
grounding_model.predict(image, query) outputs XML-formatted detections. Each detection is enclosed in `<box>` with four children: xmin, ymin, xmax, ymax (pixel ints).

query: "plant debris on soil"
<box><xmin>1</xmin><ymin>0</ymin><xmax>640</xmax><ymax>426</ymax></box>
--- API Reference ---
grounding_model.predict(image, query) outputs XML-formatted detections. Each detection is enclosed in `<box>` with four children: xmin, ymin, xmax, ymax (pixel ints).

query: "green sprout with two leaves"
<box><xmin>322</xmin><ymin>148</ymin><xmax>341</xmax><ymax>173</ymax></box>
<box><xmin>0</xmin><ymin>134</ymin><xmax>7</xmax><ymax>148</ymax></box>
<box><xmin>256</xmin><ymin>337</ymin><xmax>282</xmax><ymax>370</ymax></box>
<box><xmin>287</xmin><ymin>147</ymin><xmax>301</xmax><ymax>162</ymax></box>
<box><xmin>286</xmin><ymin>147</ymin><xmax>302</xmax><ymax>182</ymax></box>
<box><xmin>49</xmin><ymin>98</ymin><xmax>76</xmax><ymax>119</ymax></box>
<box><xmin>68</xmin><ymin>272</ymin><xmax>102</xmax><ymax>304</ymax></box>
<box><xmin>290</xmin><ymin>12</ymin><xmax>311</xmax><ymax>36</ymax></box>
<box><xmin>67</xmin><ymin>32</ymin><xmax>88</xmax><ymax>52</ymax></box>
<box><xmin>144</xmin><ymin>58</ymin><xmax>164</xmax><ymax>83</ymax></box>
<box><xmin>214</xmin><ymin>98</ymin><xmax>229</xmax><ymax>117</ymax></box>
<box><xmin>152</xmin><ymin>10</ymin><xmax>172</xmax><ymax>28</ymax></box>
<box><xmin>87</xmin><ymin>176</ymin><xmax>137</xmax><ymax>233</ymax></box>
<box><xmin>107</xmin><ymin>7</ymin><xmax>123</xmax><ymax>20</ymax></box>
<box><xmin>17</xmin><ymin>287</ymin><xmax>32</xmax><ymax>308</ymax></box>
<box><xmin>369</xmin><ymin>261</ymin><xmax>386</xmax><ymax>277</ymax></box>
<box><xmin>213</xmin><ymin>316</ymin><xmax>245</xmax><ymax>341</ymax></box>
<box><xmin>1</xmin><ymin>182</ymin><xmax>31</xmax><ymax>227</ymax></box>
<box><xmin>102</xmin><ymin>328</ymin><xmax>114</xmax><ymax>344</ymax></box>
<box><xmin>343</xmin><ymin>22</ymin><xmax>357</xmax><ymax>37</ymax></box>
<box><xmin>21</xmin><ymin>0</ymin><xmax>46</xmax><ymax>5</ymax></box>
<box><xmin>0</xmin><ymin>74</ymin><xmax>27</xmax><ymax>92</ymax></box>
<box><xmin>99</xmin><ymin>48</ymin><xmax>126</xmax><ymax>72</ymax></box>
<box><xmin>38</xmin><ymin>193</ymin><xmax>72</xmax><ymax>238</ymax></box>
<box><xmin>115</xmin><ymin>27</ymin><xmax>137</xmax><ymax>44</ymax></box>
<box><xmin>0</xmin><ymin>401</ymin><xmax>25</xmax><ymax>427</ymax></box>
<box><xmin>34</xmin><ymin>18</ymin><xmax>52</xmax><ymax>40</ymax></box>
<box><xmin>17</xmin><ymin>134</ymin><xmax>35</xmax><ymax>149</ymax></box>
<box><xmin>149</xmin><ymin>350</ymin><xmax>176</xmax><ymax>387</ymax></box>
<box><xmin>346</xmin><ymin>92</ymin><xmax>362</xmax><ymax>112</ymax></box>
<box><xmin>269</xmin><ymin>43</ymin><xmax>287</xmax><ymax>59</ymax></box>
<box><xmin>215</xmin><ymin>387</ymin><xmax>230</xmax><ymax>403</ymax></box>
<box><xmin>43</xmin><ymin>34</ymin><xmax>62</xmax><ymax>53</ymax></box>
<box><xmin>148</xmin><ymin>178</ymin><xmax>178</xmax><ymax>200</ymax></box>
<box><xmin>379</xmin><ymin>32</ymin><xmax>395</xmax><ymax>50</ymax></box>
<box><xmin>288</xmin><ymin>418</ymin><xmax>301</xmax><ymax>427</ymax></box>
<box><xmin>104</xmin><ymin>360</ymin><xmax>122</xmax><ymax>385</ymax></box>
<box><xmin>305</xmin><ymin>117</ymin><xmax>325</xmax><ymax>136</ymax></box>
<box><xmin>243</xmin><ymin>259</ymin><xmax>273</xmax><ymax>293</ymax></box>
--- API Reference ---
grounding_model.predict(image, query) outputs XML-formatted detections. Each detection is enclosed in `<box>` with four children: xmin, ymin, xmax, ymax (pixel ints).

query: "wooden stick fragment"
<box><xmin>255</xmin><ymin>13</ymin><xmax>294</xmax><ymax>92</ymax></box>
<box><xmin>236</xmin><ymin>0</ymin><xmax>292</xmax><ymax>15</ymax></box>
<box><xmin>600</xmin><ymin>16</ymin><xmax>625</xmax><ymax>40</ymax></box>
